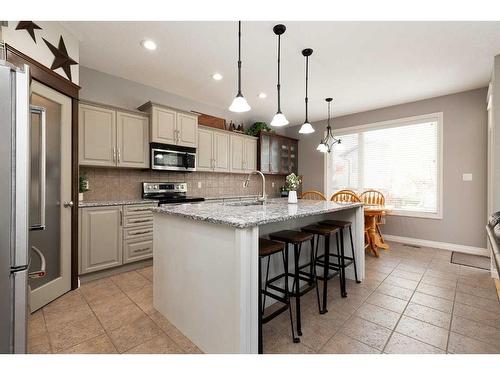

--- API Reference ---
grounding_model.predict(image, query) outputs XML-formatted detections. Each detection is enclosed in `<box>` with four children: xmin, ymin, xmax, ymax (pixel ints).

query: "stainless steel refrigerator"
<box><xmin>0</xmin><ymin>58</ymin><xmax>30</xmax><ymax>353</ymax></box>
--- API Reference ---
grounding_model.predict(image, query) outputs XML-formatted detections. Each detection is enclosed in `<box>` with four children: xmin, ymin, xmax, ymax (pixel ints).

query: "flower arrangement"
<box><xmin>286</xmin><ymin>173</ymin><xmax>301</xmax><ymax>191</ymax></box>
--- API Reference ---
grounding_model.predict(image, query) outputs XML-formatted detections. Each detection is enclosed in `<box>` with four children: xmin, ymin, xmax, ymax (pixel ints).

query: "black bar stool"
<box><xmin>268</xmin><ymin>230</ymin><xmax>315</xmax><ymax>337</ymax></box>
<box><xmin>258</xmin><ymin>238</ymin><xmax>299</xmax><ymax>354</ymax></box>
<box><xmin>301</xmin><ymin>224</ymin><xmax>342</xmax><ymax>314</ymax></box>
<box><xmin>318</xmin><ymin>220</ymin><xmax>361</xmax><ymax>291</ymax></box>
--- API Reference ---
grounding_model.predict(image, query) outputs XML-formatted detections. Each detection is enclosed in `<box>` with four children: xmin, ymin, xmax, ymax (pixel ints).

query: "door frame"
<box><xmin>6</xmin><ymin>44</ymin><xmax>81</xmax><ymax>290</ymax></box>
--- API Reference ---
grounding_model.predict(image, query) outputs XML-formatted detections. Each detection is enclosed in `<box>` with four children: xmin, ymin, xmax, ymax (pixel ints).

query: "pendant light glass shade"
<box><xmin>271</xmin><ymin>112</ymin><xmax>289</xmax><ymax>127</ymax></box>
<box><xmin>271</xmin><ymin>24</ymin><xmax>288</xmax><ymax>126</ymax></box>
<box><xmin>316</xmin><ymin>142</ymin><xmax>328</xmax><ymax>153</ymax></box>
<box><xmin>229</xmin><ymin>21</ymin><xmax>251</xmax><ymax>113</ymax></box>
<box><xmin>229</xmin><ymin>94</ymin><xmax>251</xmax><ymax>112</ymax></box>
<box><xmin>300</xmin><ymin>48</ymin><xmax>315</xmax><ymax>134</ymax></box>
<box><xmin>299</xmin><ymin>122</ymin><xmax>315</xmax><ymax>134</ymax></box>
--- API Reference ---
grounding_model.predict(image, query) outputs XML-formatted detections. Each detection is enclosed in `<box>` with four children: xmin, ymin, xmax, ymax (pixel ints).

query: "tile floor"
<box><xmin>28</xmin><ymin>242</ymin><xmax>500</xmax><ymax>354</ymax></box>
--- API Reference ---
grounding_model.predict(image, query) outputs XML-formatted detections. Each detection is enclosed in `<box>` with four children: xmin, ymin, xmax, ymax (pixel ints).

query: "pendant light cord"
<box><xmin>277</xmin><ymin>34</ymin><xmax>281</xmax><ymax>112</ymax></box>
<box><xmin>305</xmin><ymin>55</ymin><xmax>309</xmax><ymax>123</ymax></box>
<box><xmin>237</xmin><ymin>21</ymin><xmax>242</xmax><ymax>95</ymax></box>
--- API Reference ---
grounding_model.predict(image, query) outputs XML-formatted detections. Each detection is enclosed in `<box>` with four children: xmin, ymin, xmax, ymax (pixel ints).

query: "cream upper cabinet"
<box><xmin>197</xmin><ymin>127</ymin><xmax>214</xmax><ymax>171</ymax></box>
<box><xmin>244</xmin><ymin>138</ymin><xmax>257</xmax><ymax>172</ymax></box>
<box><xmin>116</xmin><ymin>111</ymin><xmax>149</xmax><ymax>168</ymax></box>
<box><xmin>79</xmin><ymin>102</ymin><xmax>149</xmax><ymax>168</ymax></box>
<box><xmin>138</xmin><ymin>102</ymin><xmax>198</xmax><ymax>147</ymax></box>
<box><xmin>214</xmin><ymin>131</ymin><xmax>230</xmax><ymax>172</ymax></box>
<box><xmin>79</xmin><ymin>104</ymin><xmax>116</xmax><ymax>167</ymax></box>
<box><xmin>197</xmin><ymin>127</ymin><xmax>230</xmax><ymax>172</ymax></box>
<box><xmin>151</xmin><ymin>106</ymin><xmax>177</xmax><ymax>144</ymax></box>
<box><xmin>230</xmin><ymin>133</ymin><xmax>258</xmax><ymax>173</ymax></box>
<box><xmin>230</xmin><ymin>134</ymin><xmax>245</xmax><ymax>173</ymax></box>
<box><xmin>79</xmin><ymin>206</ymin><xmax>123</xmax><ymax>274</ymax></box>
<box><xmin>177</xmin><ymin>112</ymin><xmax>198</xmax><ymax>147</ymax></box>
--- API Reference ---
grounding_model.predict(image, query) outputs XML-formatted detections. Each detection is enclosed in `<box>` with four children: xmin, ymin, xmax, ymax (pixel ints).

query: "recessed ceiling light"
<box><xmin>141</xmin><ymin>39</ymin><xmax>157</xmax><ymax>51</ymax></box>
<box><xmin>212</xmin><ymin>73</ymin><xmax>223</xmax><ymax>81</ymax></box>
<box><xmin>258</xmin><ymin>92</ymin><xmax>267</xmax><ymax>99</ymax></box>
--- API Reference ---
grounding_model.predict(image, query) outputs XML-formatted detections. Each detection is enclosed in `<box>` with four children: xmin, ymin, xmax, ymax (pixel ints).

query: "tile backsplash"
<box><xmin>80</xmin><ymin>167</ymin><xmax>287</xmax><ymax>202</ymax></box>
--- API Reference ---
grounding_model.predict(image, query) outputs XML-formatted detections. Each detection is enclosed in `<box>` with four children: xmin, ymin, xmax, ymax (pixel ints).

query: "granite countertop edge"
<box><xmin>78</xmin><ymin>199</ymin><xmax>159</xmax><ymax>208</ymax></box>
<box><xmin>152</xmin><ymin>200</ymin><xmax>364</xmax><ymax>229</ymax></box>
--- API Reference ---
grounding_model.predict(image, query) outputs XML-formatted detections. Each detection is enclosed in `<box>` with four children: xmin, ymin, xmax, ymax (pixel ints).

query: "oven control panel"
<box><xmin>142</xmin><ymin>182</ymin><xmax>187</xmax><ymax>195</ymax></box>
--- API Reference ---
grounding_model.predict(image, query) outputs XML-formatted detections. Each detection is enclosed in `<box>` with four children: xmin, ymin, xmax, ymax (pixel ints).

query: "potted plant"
<box><xmin>244</xmin><ymin>122</ymin><xmax>273</xmax><ymax>137</ymax></box>
<box><xmin>285</xmin><ymin>173</ymin><xmax>301</xmax><ymax>204</ymax></box>
<box><xmin>79</xmin><ymin>173</ymin><xmax>89</xmax><ymax>201</ymax></box>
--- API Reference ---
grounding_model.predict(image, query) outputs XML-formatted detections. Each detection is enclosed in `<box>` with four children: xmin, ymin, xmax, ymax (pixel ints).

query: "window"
<box><xmin>326</xmin><ymin>113</ymin><xmax>443</xmax><ymax>219</ymax></box>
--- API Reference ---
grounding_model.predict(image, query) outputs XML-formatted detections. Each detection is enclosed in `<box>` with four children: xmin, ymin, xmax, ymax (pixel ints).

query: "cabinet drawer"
<box><xmin>123</xmin><ymin>238</ymin><xmax>153</xmax><ymax>264</ymax></box>
<box><xmin>124</xmin><ymin>204</ymin><xmax>156</xmax><ymax>216</ymax></box>
<box><xmin>124</xmin><ymin>215</ymin><xmax>153</xmax><ymax>227</ymax></box>
<box><xmin>124</xmin><ymin>225</ymin><xmax>153</xmax><ymax>240</ymax></box>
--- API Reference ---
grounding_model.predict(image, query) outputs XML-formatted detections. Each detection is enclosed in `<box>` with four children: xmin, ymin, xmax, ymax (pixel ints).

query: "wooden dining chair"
<box><xmin>330</xmin><ymin>190</ymin><xmax>361</xmax><ymax>203</ymax></box>
<box><xmin>360</xmin><ymin>189</ymin><xmax>386</xmax><ymax>243</ymax></box>
<box><xmin>360</xmin><ymin>190</ymin><xmax>385</xmax><ymax>206</ymax></box>
<box><xmin>300</xmin><ymin>190</ymin><xmax>327</xmax><ymax>201</ymax></box>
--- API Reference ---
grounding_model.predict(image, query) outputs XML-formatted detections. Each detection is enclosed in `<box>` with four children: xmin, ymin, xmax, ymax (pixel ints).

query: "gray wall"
<box><xmin>79</xmin><ymin>66</ymin><xmax>247</xmax><ymax>125</ymax></box>
<box><xmin>286</xmin><ymin>88</ymin><xmax>488</xmax><ymax>248</ymax></box>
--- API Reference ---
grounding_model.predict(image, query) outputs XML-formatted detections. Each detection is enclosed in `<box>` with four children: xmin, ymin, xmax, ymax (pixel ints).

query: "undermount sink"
<box><xmin>224</xmin><ymin>201</ymin><xmax>265</xmax><ymax>207</ymax></box>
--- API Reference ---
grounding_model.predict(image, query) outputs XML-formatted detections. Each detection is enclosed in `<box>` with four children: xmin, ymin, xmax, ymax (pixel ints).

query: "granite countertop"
<box><xmin>152</xmin><ymin>198</ymin><xmax>363</xmax><ymax>228</ymax></box>
<box><xmin>78</xmin><ymin>199</ymin><xmax>158</xmax><ymax>208</ymax></box>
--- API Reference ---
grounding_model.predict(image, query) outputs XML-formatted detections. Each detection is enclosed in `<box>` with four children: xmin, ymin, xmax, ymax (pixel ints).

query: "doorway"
<box><xmin>28</xmin><ymin>80</ymin><xmax>72</xmax><ymax>312</ymax></box>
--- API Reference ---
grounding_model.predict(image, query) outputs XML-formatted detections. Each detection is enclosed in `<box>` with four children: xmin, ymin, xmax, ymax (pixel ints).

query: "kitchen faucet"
<box><xmin>244</xmin><ymin>170</ymin><xmax>267</xmax><ymax>203</ymax></box>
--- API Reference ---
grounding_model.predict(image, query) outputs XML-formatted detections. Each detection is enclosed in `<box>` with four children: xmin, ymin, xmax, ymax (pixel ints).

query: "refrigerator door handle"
<box><xmin>14</xmin><ymin>64</ymin><xmax>30</xmax><ymax>268</ymax></box>
<box><xmin>29</xmin><ymin>106</ymin><xmax>46</xmax><ymax>231</ymax></box>
<box><xmin>12</xmin><ymin>269</ymin><xmax>28</xmax><ymax>354</ymax></box>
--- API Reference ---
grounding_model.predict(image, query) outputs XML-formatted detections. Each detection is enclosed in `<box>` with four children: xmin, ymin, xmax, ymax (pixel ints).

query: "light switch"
<box><xmin>462</xmin><ymin>173</ymin><xmax>473</xmax><ymax>181</ymax></box>
<box><xmin>197</xmin><ymin>181</ymin><xmax>202</xmax><ymax>188</ymax></box>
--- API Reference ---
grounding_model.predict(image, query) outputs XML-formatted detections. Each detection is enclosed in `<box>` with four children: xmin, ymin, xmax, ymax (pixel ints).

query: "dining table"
<box><xmin>364</xmin><ymin>205</ymin><xmax>392</xmax><ymax>257</ymax></box>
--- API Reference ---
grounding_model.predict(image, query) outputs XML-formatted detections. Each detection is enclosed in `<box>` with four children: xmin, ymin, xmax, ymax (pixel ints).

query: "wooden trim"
<box><xmin>5</xmin><ymin>44</ymin><xmax>80</xmax><ymax>99</ymax></box>
<box><xmin>6</xmin><ymin>43</ymin><xmax>81</xmax><ymax>291</ymax></box>
<box><xmin>71</xmin><ymin>98</ymin><xmax>79</xmax><ymax>290</ymax></box>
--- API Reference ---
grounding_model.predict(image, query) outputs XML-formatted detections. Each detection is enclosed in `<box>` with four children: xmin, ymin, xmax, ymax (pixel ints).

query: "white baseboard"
<box><xmin>383</xmin><ymin>235</ymin><xmax>489</xmax><ymax>257</ymax></box>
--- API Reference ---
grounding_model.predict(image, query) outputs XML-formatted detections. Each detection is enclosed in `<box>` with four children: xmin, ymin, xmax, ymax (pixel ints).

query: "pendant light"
<box><xmin>270</xmin><ymin>24</ymin><xmax>288</xmax><ymax>127</ymax></box>
<box><xmin>299</xmin><ymin>48</ymin><xmax>315</xmax><ymax>134</ymax></box>
<box><xmin>317</xmin><ymin>98</ymin><xmax>341</xmax><ymax>153</ymax></box>
<box><xmin>229</xmin><ymin>21</ymin><xmax>251</xmax><ymax>112</ymax></box>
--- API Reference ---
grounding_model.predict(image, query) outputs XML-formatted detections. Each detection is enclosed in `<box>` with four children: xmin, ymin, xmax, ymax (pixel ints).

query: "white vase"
<box><xmin>288</xmin><ymin>190</ymin><xmax>298</xmax><ymax>204</ymax></box>
<box><xmin>79</xmin><ymin>193</ymin><xmax>84</xmax><ymax>202</ymax></box>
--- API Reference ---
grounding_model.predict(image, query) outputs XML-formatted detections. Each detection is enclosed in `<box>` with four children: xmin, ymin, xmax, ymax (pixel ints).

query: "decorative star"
<box><xmin>43</xmin><ymin>36</ymin><xmax>78</xmax><ymax>82</ymax></box>
<box><xmin>16</xmin><ymin>21</ymin><xmax>42</xmax><ymax>43</ymax></box>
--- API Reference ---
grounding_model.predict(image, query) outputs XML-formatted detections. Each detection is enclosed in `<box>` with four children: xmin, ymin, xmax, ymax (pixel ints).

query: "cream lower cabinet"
<box><xmin>230</xmin><ymin>134</ymin><xmax>258</xmax><ymax>173</ymax></box>
<box><xmin>79</xmin><ymin>206</ymin><xmax>123</xmax><ymax>274</ymax></box>
<box><xmin>79</xmin><ymin>102</ymin><xmax>149</xmax><ymax>168</ymax></box>
<box><xmin>79</xmin><ymin>203</ymin><xmax>155</xmax><ymax>275</ymax></box>
<box><xmin>197</xmin><ymin>126</ymin><xmax>230</xmax><ymax>172</ymax></box>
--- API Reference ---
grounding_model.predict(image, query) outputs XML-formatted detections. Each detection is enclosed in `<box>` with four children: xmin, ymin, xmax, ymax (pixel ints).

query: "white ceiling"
<box><xmin>63</xmin><ymin>21</ymin><xmax>500</xmax><ymax>125</ymax></box>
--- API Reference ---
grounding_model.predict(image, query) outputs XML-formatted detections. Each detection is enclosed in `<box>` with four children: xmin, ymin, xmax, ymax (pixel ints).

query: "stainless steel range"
<box><xmin>142</xmin><ymin>182</ymin><xmax>205</xmax><ymax>206</ymax></box>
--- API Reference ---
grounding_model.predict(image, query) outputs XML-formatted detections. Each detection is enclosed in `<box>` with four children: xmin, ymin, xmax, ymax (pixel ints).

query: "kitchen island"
<box><xmin>152</xmin><ymin>198</ymin><xmax>364</xmax><ymax>353</ymax></box>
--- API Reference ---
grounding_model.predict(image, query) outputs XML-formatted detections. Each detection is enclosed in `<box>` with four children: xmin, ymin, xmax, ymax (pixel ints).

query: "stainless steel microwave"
<box><xmin>150</xmin><ymin>143</ymin><xmax>196</xmax><ymax>171</ymax></box>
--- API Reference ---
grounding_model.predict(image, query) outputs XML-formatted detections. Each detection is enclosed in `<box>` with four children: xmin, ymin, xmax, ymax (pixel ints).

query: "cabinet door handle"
<box><xmin>120</xmin><ymin>210</ymin><xmax>123</xmax><ymax>226</ymax></box>
<box><xmin>132</xmin><ymin>218</ymin><xmax>151</xmax><ymax>223</ymax></box>
<box><xmin>130</xmin><ymin>208</ymin><xmax>151</xmax><ymax>212</ymax></box>
<box><xmin>131</xmin><ymin>230</ymin><xmax>152</xmax><ymax>236</ymax></box>
<box><xmin>133</xmin><ymin>247</ymin><xmax>151</xmax><ymax>253</ymax></box>
<box><xmin>117</xmin><ymin>148</ymin><xmax>121</xmax><ymax>163</ymax></box>
<box><xmin>112</xmin><ymin>147</ymin><xmax>116</xmax><ymax>162</ymax></box>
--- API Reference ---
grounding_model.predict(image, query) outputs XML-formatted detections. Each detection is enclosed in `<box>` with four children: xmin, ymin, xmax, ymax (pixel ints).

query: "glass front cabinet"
<box><xmin>258</xmin><ymin>131</ymin><xmax>298</xmax><ymax>175</ymax></box>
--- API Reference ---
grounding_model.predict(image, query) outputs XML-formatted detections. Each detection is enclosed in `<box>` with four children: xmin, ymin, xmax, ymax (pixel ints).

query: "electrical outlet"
<box><xmin>272</xmin><ymin>182</ymin><xmax>275</xmax><ymax>188</ymax></box>
<box><xmin>197</xmin><ymin>181</ymin><xmax>202</xmax><ymax>189</ymax></box>
<box><xmin>462</xmin><ymin>173</ymin><xmax>473</xmax><ymax>181</ymax></box>
<box><xmin>84</xmin><ymin>181</ymin><xmax>89</xmax><ymax>190</ymax></box>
